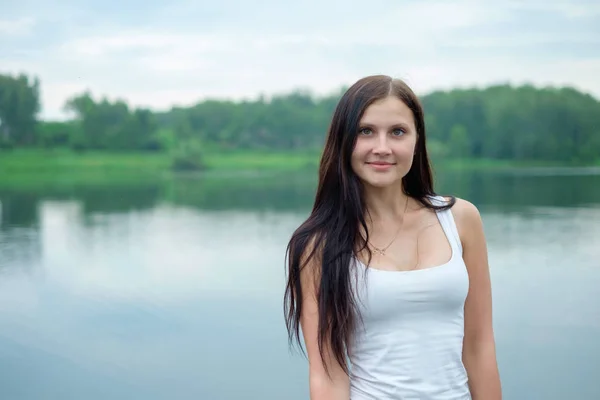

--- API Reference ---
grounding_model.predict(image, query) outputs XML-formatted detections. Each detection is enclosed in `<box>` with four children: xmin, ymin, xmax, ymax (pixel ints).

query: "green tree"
<box><xmin>3</xmin><ymin>71</ymin><xmax>599</xmax><ymax>165</ymax></box>
<box><xmin>64</xmin><ymin>92</ymin><xmax>159</xmax><ymax>150</ymax></box>
<box><xmin>448</xmin><ymin>124</ymin><xmax>470</xmax><ymax>158</ymax></box>
<box><xmin>0</xmin><ymin>73</ymin><xmax>40</xmax><ymax>145</ymax></box>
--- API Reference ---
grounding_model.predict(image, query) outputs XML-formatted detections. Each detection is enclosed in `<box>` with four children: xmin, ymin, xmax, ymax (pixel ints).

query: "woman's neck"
<box><xmin>363</xmin><ymin>185</ymin><xmax>411</xmax><ymax>223</ymax></box>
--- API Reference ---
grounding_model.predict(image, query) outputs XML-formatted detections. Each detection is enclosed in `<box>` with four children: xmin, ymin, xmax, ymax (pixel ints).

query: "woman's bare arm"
<box><xmin>454</xmin><ymin>198</ymin><xmax>502</xmax><ymax>400</ymax></box>
<box><xmin>299</xmin><ymin>239</ymin><xmax>350</xmax><ymax>400</ymax></box>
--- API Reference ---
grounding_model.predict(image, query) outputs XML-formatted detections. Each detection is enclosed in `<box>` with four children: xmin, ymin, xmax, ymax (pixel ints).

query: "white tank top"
<box><xmin>348</xmin><ymin>196</ymin><xmax>471</xmax><ymax>400</ymax></box>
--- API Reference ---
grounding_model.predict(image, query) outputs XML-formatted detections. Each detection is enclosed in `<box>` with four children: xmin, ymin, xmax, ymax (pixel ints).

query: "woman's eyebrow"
<box><xmin>358</xmin><ymin>121</ymin><xmax>410</xmax><ymax>129</ymax></box>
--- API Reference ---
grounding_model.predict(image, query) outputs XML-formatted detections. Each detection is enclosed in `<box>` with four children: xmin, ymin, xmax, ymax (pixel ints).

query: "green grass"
<box><xmin>1</xmin><ymin>148</ymin><xmax>598</xmax><ymax>189</ymax></box>
<box><xmin>0</xmin><ymin>148</ymin><xmax>169</xmax><ymax>173</ymax></box>
<box><xmin>0</xmin><ymin>148</ymin><xmax>320</xmax><ymax>189</ymax></box>
<box><xmin>0</xmin><ymin>149</ymin><xmax>168</xmax><ymax>188</ymax></box>
<box><xmin>0</xmin><ymin>148</ymin><xmax>318</xmax><ymax>173</ymax></box>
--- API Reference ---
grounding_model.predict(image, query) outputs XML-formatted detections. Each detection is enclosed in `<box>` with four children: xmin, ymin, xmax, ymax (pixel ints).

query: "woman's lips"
<box><xmin>366</xmin><ymin>161</ymin><xmax>395</xmax><ymax>170</ymax></box>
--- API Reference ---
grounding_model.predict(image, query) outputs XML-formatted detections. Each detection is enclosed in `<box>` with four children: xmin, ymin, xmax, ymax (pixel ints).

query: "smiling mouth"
<box><xmin>366</xmin><ymin>162</ymin><xmax>396</xmax><ymax>171</ymax></box>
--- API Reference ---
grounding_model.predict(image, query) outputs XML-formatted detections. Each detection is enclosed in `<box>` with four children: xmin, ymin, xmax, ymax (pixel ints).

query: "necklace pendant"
<box><xmin>373</xmin><ymin>248</ymin><xmax>386</xmax><ymax>256</ymax></box>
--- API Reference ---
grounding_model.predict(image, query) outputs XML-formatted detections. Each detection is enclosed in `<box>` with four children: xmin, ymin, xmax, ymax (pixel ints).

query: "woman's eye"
<box><xmin>359</xmin><ymin>127</ymin><xmax>405</xmax><ymax>136</ymax></box>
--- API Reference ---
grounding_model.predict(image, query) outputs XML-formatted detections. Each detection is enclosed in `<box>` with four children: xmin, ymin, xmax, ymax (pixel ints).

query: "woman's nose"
<box><xmin>373</xmin><ymin>132</ymin><xmax>391</xmax><ymax>154</ymax></box>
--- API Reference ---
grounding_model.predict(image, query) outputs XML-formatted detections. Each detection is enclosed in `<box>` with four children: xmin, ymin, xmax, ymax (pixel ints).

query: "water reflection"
<box><xmin>0</xmin><ymin>169</ymin><xmax>599</xmax><ymax>399</ymax></box>
<box><xmin>435</xmin><ymin>168</ymin><xmax>600</xmax><ymax>210</ymax></box>
<box><xmin>2</xmin><ymin>169</ymin><xmax>599</xmax><ymax>229</ymax></box>
<box><xmin>0</xmin><ymin>197</ymin><xmax>307</xmax><ymax>399</ymax></box>
<box><xmin>6</xmin><ymin>202</ymin><xmax>296</xmax><ymax>300</ymax></box>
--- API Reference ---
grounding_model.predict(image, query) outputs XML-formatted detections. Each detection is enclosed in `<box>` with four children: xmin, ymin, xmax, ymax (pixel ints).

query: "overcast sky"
<box><xmin>1</xmin><ymin>0</ymin><xmax>599</xmax><ymax>120</ymax></box>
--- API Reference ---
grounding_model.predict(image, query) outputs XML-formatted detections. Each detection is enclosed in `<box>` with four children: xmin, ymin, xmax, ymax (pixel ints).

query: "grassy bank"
<box><xmin>0</xmin><ymin>149</ymin><xmax>317</xmax><ymax>173</ymax></box>
<box><xmin>0</xmin><ymin>148</ymin><xmax>320</xmax><ymax>188</ymax></box>
<box><xmin>1</xmin><ymin>148</ymin><xmax>598</xmax><ymax>187</ymax></box>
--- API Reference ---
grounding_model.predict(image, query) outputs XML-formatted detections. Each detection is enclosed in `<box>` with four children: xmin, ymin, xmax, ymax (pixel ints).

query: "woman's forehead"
<box><xmin>359</xmin><ymin>97</ymin><xmax>414</xmax><ymax>125</ymax></box>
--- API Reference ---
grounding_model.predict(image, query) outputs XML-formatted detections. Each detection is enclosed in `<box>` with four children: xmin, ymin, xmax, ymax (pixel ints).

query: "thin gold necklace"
<box><xmin>368</xmin><ymin>196</ymin><xmax>409</xmax><ymax>256</ymax></box>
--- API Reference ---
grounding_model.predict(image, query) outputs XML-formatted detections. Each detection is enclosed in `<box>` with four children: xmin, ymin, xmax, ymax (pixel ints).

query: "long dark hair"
<box><xmin>284</xmin><ymin>75</ymin><xmax>455</xmax><ymax>375</ymax></box>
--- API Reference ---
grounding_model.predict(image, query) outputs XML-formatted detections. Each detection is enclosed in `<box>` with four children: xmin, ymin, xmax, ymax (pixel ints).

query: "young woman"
<box><xmin>284</xmin><ymin>75</ymin><xmax>502</xmax><ymax>399</ymax></box>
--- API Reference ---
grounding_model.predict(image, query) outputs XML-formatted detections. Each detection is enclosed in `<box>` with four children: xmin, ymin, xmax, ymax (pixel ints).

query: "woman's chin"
<box><xmin>360</xmin><ymin>176</ymin><xmax>401</xmax><ymax>189</ymax></box>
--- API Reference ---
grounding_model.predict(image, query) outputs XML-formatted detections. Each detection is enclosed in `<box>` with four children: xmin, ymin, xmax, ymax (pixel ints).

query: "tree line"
<box><xmin>1</xmin><ymin>72</ymin><xmax>599</xmax><ymax>163</ymax></box>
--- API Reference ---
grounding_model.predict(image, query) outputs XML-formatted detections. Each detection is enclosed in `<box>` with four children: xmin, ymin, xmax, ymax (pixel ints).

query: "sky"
<box><xmin>1</xmin><ymin>0</ymin><xmax>599</xmax><ymax>120</ymax></box>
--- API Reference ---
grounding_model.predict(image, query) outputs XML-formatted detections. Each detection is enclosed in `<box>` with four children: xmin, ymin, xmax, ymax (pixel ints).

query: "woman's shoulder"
<box><xmin>443</xmin><ymin>196</ymin><xmax>484</xmax><ymax>245</ymax></box>
<box><xmin>442</xmin><ymin>196</ymin><xmax>480</xmax><ymax>219</ymax></box>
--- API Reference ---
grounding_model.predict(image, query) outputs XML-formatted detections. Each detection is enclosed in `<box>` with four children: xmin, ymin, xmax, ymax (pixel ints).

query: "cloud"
<box><xmin>0</xmin><ymin>17</ymin><xmax>36</xmax><ymax>36</ymax></box>
<box><xmin>0</xmin><ymin>0</ymin><xmax>599</xmax><ymax>120</ymax></box>
<box><xmin>505</xmin><ymin>0</ymin><xmax>600</xmax><ymax>18</ymax></box>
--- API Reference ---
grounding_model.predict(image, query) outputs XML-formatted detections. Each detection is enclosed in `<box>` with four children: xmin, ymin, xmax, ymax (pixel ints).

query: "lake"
<box><xmin>0</xmin><ymin>168</ymin><xmax>599</xmax><ymax>400</ymax></box>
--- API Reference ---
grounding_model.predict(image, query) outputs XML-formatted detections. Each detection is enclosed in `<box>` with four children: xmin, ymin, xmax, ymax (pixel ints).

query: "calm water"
<box><xmin>0</xmin><ymin>169</ymin><xmax>599</xmax><ymax>400</ymax></box>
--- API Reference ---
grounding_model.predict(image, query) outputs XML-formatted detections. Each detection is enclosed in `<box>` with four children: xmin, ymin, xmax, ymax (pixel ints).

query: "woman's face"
<box><xmin>351</xmin><ymin>95</ymin><xmax>418</xmax><ymax>189</ymax></box>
